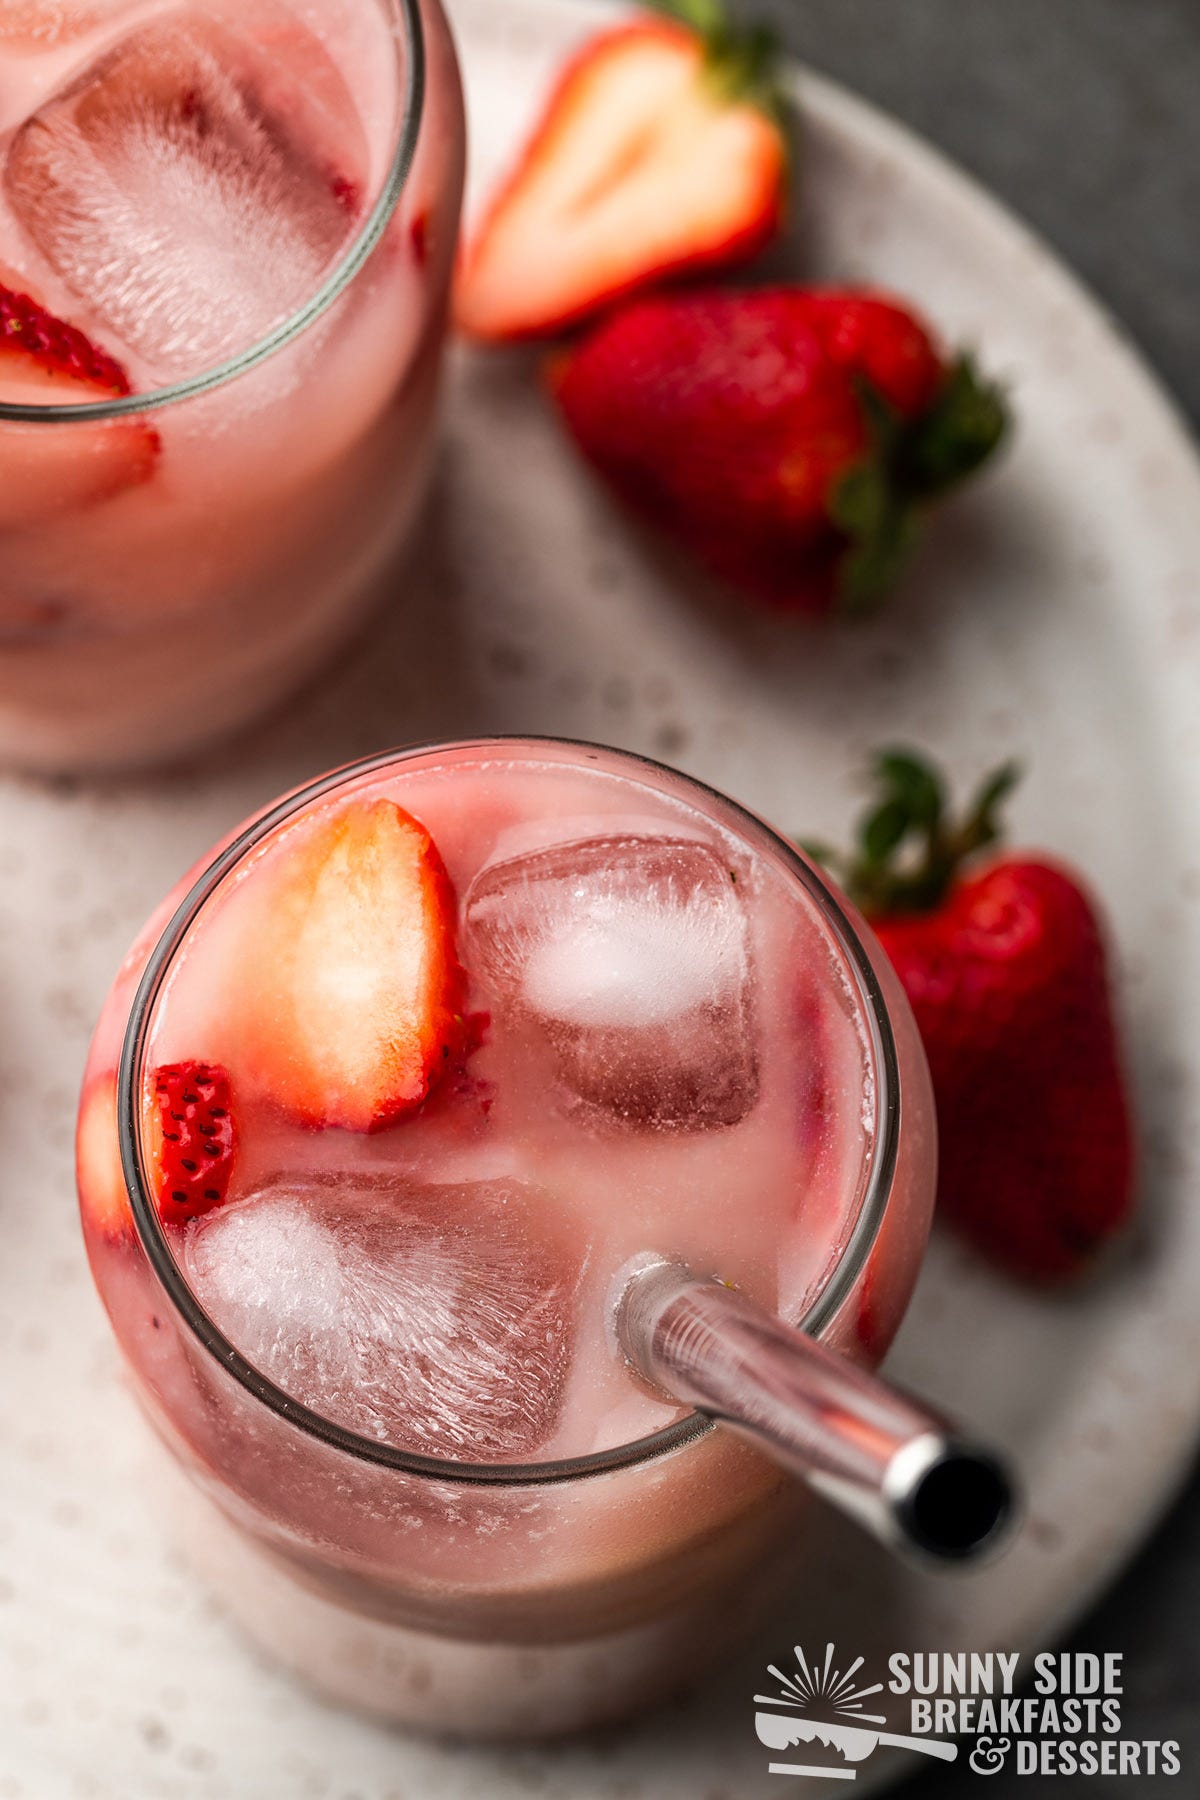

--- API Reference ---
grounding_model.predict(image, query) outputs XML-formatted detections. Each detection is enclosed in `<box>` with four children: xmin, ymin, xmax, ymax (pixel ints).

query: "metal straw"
<box><xmin>616</xmin><ymin>1258</ymin><xmax>1017</xmax><ymax>1564</ymax></box>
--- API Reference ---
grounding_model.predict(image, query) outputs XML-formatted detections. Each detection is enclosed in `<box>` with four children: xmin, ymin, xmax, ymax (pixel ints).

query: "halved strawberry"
<box><xmin>77</xmin><ymin>1072</ymin><xmax>133</xmax><ymax>1244</ymax></box>
<box><xmin>234</xmin><ymin>800</ymin><xmax>468</xmax><ymax>1133</ymax></box>
<box><xmin>147</xmin><ymin>1063</ymin><xmax>237</xmax><ymax>1227</ymax></box>
<box><xmin>0</xmin><ymin>278</ymin><xmax>159</xmax><ymax>528</ymax></box>
<box><xmin>454</xmin><ymin>7</ymin><xmax>788</xmax><ymax>342</ymax></box>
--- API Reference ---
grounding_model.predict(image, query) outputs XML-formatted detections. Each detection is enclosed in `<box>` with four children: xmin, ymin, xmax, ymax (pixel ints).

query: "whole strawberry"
<box><xmin>815</xmin><ymin>752</ymin><xmax>1135</xmax><ymax>1281</ymax></box>
<box><xmin>552</xmin><ymin>288</ymin><xmax>1008</xmax><ymax>613</ymax></box>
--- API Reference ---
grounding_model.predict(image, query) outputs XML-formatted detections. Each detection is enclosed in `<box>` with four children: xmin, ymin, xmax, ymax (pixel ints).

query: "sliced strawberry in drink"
<box><xmin>233</xmin><ymin>800</ymin><xmax>468</xmax><ymax>1133</ymax></box>
<box><xmin>0</xmin><ymin>278</ymin><xmax>159</xmax><ymax>529</ymax></box>
<box><xmin>148</xmin><ymin>1062</ymin><xmax>237</xmax><ymax>1226</ymax></box>
<box><xmin>77</xmin><ymin>1072</ymin><xmax>134</xmax><ymax>1243</ymax></box>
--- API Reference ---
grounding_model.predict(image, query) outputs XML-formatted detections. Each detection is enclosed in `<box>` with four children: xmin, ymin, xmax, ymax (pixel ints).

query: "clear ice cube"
<box><xmin>465</xmin><ymin>835</ymin><xmax>760</xmax><ymax>1129</ymax></box>
<box><xmin>0</xmin><ymin>2</ymin><xmax>134</xmax><ymax>52</ymax></box>
<box><xmin>4</xmin><ymin>4</ymin><xmax>362</xmax><ymax>372</ymax></box>
<box><xmin>184</xmin><ymin>1176</ymin><xmax>582</xmax><ymax>1461</ymax></box>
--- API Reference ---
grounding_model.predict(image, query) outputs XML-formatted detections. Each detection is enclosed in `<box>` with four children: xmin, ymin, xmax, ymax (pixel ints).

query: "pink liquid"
<box><xmin>77</xmin><ymin>742</ymin><xmax>937</xmax><ymax>1736</ymax></box>
<box><xmin>0</xmin><ymin>0</ymin><xmax>464</xmax><ymax>771</ymax></box>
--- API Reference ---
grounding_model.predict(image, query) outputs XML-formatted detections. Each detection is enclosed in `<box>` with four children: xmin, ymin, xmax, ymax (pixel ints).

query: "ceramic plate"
<box><xmin>3</xmin><ymin>2</ymin><xmax>1200</xmax><ymax>1795</ymax></box>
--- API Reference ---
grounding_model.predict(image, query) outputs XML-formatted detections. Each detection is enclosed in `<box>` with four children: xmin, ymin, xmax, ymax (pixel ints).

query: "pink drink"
<box><xmin>77</xmin><ymin>740</ymin><xmax>937</xmax><ymax>1736</ymax></box>
<box><xmin>0</xmin><ymin>0</ymin><xmax>463</xmax><ymax>771</ymax></box>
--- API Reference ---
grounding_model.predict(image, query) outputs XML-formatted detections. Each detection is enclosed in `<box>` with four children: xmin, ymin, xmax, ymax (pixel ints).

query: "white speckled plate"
<box><xmin>3</xmin><ymin>2</ymin><xmax>1200</xmax><ymax>1795</ymax></box>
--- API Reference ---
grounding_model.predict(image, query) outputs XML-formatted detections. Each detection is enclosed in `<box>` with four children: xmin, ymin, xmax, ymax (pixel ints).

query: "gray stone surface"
<box><xmin>724</xmin><ymin>2</ymin><xmax>1200</xmax><ymax>1790</ymax></box>
<box><xmin>736</xmin><ymin>0</ymin><xmax>1199</xmax><ymax>428</ymax></box>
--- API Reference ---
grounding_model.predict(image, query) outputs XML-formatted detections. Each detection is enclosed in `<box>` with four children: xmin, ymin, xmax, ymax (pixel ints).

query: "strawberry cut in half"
<box><xmin>148</xmin><ymin>1062</ymin><xmax>237</xmax><ymax>1227</ymax></box>
<box><xmin>454</xmin><ymin>4</ymin><xmax>789</xmax><ymax>342</ymax></box>
<box><xmin>0</xmin><ymin>277</ymin><xmax>160</xmax><ymax>529</ymax></box>
<box><xmin>233</xmin><ymin>799</ymin><xmax>469</xmax><ymax>1133</ymax></box>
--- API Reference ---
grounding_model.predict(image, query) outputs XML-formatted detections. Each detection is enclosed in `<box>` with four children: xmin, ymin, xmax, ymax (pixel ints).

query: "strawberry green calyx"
<box><xmin>831</xmin><ymin>359</ymin><xmax>1010</xmax><ymax>615</ymax></box>
<box><xmin>899</xmin><ymin>355</ymin><xmax>1010</xmax><ymax>497</ymax></box>
<box><xmin>648</xmin><ymin>0</ymin><xmax>791</xmax><ymax>129</ymax></box>
<box><xmin>809</xmin><ymin>749</ymin><xmax>1022</xmax><ymax>919</ymax></box>
<box><xmin>830</xmin><ymin>458</ymin><xmax>920</xmax><ymax>616</ymax></box>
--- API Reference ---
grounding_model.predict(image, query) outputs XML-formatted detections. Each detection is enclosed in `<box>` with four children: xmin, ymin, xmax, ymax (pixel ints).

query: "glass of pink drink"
<box><xmin>77</xmin><ymin>739</ymin><xmax>937</xmax><ymax>1738</ymax></box>
<box><xmin>0</xmin><ymin>0</ymin><xmax>463</xmax><ymax>772</ymax></box>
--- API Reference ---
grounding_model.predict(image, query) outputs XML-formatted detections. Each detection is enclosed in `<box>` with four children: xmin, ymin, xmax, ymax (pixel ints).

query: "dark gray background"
<box><xmin>719</xmin><ymin>3</ymin><xmax>1200</xmax><ymax>1794</ymax></box>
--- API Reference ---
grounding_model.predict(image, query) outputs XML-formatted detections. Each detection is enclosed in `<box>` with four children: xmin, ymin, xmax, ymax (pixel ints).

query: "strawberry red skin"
<box><xmin>875</xmin><ymin>859</ymin><xmax>1135</xmax><ymax>1282</ymax></box>
<box><xmin>803</xmin><ymin>290</ymin><xmax>943</xmax><ymax>418</ymax></box>
<box><xmin>0</xmin><ymin>278</ymin><xmax>160</xmax><ymax>524</ymax></box>
<box><xmin>1</xmin><ymin>281</ymin><xmax>131</xmax><ymax>396</ymax></box>
<box><xmin>552</xmin><ymin>288</ymin><xmax>946</xmax><ymax>612</ymax></box>
<box><xmin>151</xmin><ymin>1063</ymin><xmax>236</xmax><ymax>1227</ymax></box>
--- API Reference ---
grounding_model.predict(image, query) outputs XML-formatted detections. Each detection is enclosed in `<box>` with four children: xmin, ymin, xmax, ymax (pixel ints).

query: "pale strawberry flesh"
<box><xmin>77</xmin><ymin>1073</ymin><xmax>133</xmax><ymax>1243</ymax></box>
<box><xmin>455</xmin><ymin>22</ymin><xmax>786</xmax><ymax>342</ymax></box>
<box><xmin>231</xmin><ymin>800</ymin><xmax>468</xmax><ymax>1133</ymax></box>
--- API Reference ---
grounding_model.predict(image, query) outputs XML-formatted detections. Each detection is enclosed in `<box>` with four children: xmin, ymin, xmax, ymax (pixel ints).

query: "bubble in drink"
<box><xmin>4</xmin><ymin>4</ymin><xmax>364</xmax><ymax>372</ymax></box>
<box><xmin>183</xmin><ymin>1175</ymin><xmax>582</xmax><ymax>1460</ymax></box>
<box><xmin>465</xmin><ymin>835</ymin><xmax>759</xmax><ymax>1129</ymax></box>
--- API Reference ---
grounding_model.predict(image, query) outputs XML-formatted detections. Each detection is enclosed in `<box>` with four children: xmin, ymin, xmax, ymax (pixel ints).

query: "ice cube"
<box><xmin>465</xmin><ymin>836</ymin><xmax>760</xmax><ymax>1129</ymax></box>
<box><xmin>0</xmin><ymin>2</ymin><xmax>133</xmax><ymax>52</ymax></box>
<box><xmin>183</xmin><ymin>1176</ymin><xmax>582</xmax><ymax>1462</ymax></box>
<box><xmin>4</xmin><ymin>4</ymin><xmax>363</xmax><ymax>373</ymax></box>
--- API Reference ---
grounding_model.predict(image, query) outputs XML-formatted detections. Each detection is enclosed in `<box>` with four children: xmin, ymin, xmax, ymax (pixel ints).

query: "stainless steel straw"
<box><xmin>616</xmin><ymin>1258</ymin><xmax>1017</xmax><ymax>1564</ymax></box>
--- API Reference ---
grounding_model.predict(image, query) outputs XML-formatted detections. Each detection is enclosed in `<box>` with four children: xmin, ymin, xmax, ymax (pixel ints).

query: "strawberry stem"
<box><xmin>810</xmin><ymin>749</ymin><xmax>1022</xmax><ymax>917</ymax></box>
<box><xmin>645</xmin><ymin>0</ymin><xmax>790</xmax><ymax>128</ymax></box>
<box><xmin>650</xmin><ymin>0</ymin><xmax>728</xmax><ymax>33</ymax></box>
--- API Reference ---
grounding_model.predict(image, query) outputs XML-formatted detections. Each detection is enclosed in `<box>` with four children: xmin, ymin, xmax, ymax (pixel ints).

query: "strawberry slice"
<box><xmin>77</xmin><ymin>1072</ymin><xmax>133</xmax><ymax>1244</ymax></box>
<box><xmin>0</xmin><ymin>278</ymin><xmax>160</xmax><ymax>529</ymax></box>
<box><xmin>454</xmin><ymin>9</ymin><xmax>788</xmax><ymax>342</ymax></box>
<box><xmin>235</xmin><ymin>799</ymin><xmax>468</xmax><ymax>1133</ymax></box>
<box><xmin>148</xmin><ymin>1063</ymin><xmax>237</xmax><ymax>1226</ymax></box>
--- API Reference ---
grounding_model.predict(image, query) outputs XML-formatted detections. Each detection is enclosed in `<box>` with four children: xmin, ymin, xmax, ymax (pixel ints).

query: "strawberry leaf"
<box><xmin>813</xmin><ymin>748</ymin><xmax>1024</xmax><ymax>918</ymax></box>
<box><xmin>876</xmin><ymin>749</ymin><xmax>945</xmax><ymax>831</ymax></box>
<box><xmin>960</xmin><ymin>759</ymin><xmax>1022</xmax><ymax>855</ymax></box>
<box><xmin>832</xmin><ymin>460</ymin><xmax>920</xmax><ymax>615</ymax></box>
<box><xmin>647</xmin><ymin>0</ymin><xmax>792</xmax><ymax>132</ymax></box>
<box><xmin>828</xmin><ymin>362</ymin><xmax>1008</xmax><ymax>616</ymax></box>
<box><xmin>650</xmin><ymin>0</ymin><xmax>727</xmax><ymax>32</ymax></box>
<box><xmin>899</xmin><ymin>355</ymin><xmax>1010</xmax><ymax>497</ymax></box>
<box><xmin>860</xmin><ymin>797</ymin><xmax>911</xmax><ymax>866</ymax></box>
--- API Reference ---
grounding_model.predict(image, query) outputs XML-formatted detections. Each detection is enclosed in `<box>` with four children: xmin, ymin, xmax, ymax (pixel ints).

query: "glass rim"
<box><xmin>0</xmin><ymin>0</ymin><xmax>426</xmax><ymax>424</ymax></box>
<box><xmin>117</xmin><ymin>737</ymin><xmax>903</xmax><ymax>1488</ymax></box>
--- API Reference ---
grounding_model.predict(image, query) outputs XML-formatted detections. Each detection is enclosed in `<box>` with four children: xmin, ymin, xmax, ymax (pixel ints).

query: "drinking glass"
<box><xmin>0</xmin><ymin>0</ymin><xmax>464</xmax><ymax>772</ymax></box>
<box><xmin>77</xmin><ymin>739</ymin><xmax>937</xmax><ymax>1737</ymax></box>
